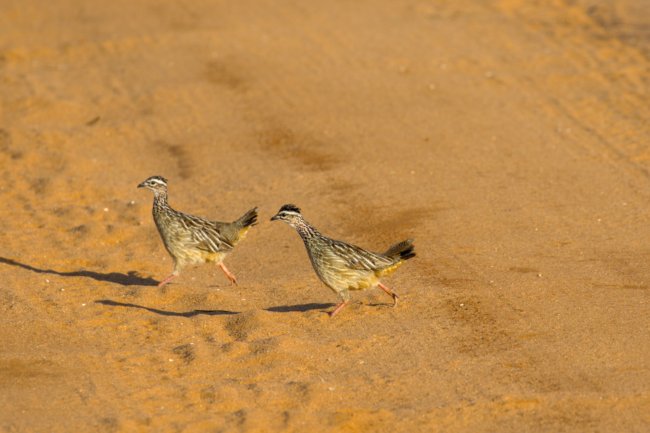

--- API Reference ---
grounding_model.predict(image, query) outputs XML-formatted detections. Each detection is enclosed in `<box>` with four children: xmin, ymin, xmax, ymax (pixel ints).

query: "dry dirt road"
<box><xmin>1</xmin><ymin>0</ymin><xmax>649</xmax><ymax>432</ymax></box>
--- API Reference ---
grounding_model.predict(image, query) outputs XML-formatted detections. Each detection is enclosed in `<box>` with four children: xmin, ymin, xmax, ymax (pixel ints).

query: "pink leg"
<box><xmin>219</xmin><ymin>263</ymin><xmax>238</xmax><ymax>285</ymax></box>
<box><xmin>158</xmin><ymin>273</ymin><xmax>178</xmax><ymax>287</ymax></box>
<box><xmin>328</xmin><ymin>301</ymin><xmax>350</xmax><ymax>318</ymax></box>
<box><xmin>378</xmin><ymin>282</ymin><xmax>399</xmax><ymax>306</ymax></box>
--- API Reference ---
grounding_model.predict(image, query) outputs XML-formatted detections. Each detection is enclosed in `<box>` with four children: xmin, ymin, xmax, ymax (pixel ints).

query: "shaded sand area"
<box><xmin>1</xmin><ymin>0</ymin><xmax>649</xmax><ymax>431</ymax></box>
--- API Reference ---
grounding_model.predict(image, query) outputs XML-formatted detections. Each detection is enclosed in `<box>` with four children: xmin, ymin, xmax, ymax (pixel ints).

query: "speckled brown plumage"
<box><xmin>138</xmin><ymin>175</ymin><xmax>257</xmax><ymax>287</ymax></box>
<box><xmin>271</xmin><ymin>204</ymin><xmax>415</xmax><ymax>317</ymax></box>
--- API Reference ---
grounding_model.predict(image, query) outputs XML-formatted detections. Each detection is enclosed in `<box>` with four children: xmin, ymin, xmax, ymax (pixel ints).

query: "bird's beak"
<box><xmin>270</xmin><ymin>214</ymin><xmax>281</xmax><ymax>222</ymax></box>
<box><xmin>137</xmin><ymin>182</ymin><xmax>145</xmax><ymax>188</ymax></box>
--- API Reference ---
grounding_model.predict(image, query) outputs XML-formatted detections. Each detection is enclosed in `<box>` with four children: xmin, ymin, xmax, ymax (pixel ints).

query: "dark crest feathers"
<box><xmin>279</xmin><ymin>204</ymin><xmax>301</xmax><ymax>214</ymax></box>
<box><xmin>150</xmin><ymin>175</ymin><xmax>168</xmax><ymax>184</ymax></box>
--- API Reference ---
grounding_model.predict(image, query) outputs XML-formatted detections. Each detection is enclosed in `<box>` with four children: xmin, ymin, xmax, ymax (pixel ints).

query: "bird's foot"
<box><xmin>219</xmin><ymin>263</ymin><xmax>238</xmax><ymax>286</ymax></box>
<box><xmin>158</xmin><ymin>274</ymin><xmax>177</xmax><ymax>287</ymax></box>
<box><xmin>328</xmin><ymin>301</ymin><xmax>350</xmax><ymax>318</ymax></box>
<box><xmin>378</xmin><ymin>282</ymin><xmax>399</xmax><ymax>307</ymax></box>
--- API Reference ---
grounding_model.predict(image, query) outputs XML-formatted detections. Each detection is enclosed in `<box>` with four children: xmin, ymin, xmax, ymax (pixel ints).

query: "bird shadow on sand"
<box><xmin>0</xmin><ymin>256</ymin><xmax>158</xmax><ymax>286</ymax></box>
<box><xmin>95</xmin><ymin>299</ymin><xmax>238</xmax><ymax>317</ymax></box>
<box><xmin>265</xmin><ymin>303</ymin><xmax>335</xmax><ymax>313</ymax></box>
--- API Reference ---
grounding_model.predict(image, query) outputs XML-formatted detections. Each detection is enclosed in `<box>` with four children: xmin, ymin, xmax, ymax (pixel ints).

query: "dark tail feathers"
<box><xmin>236</xmin><ymin>207</ymin><xmax>258</xmax><ymax>228</ymax></box>
<box><xmin>384</xmin><ymin>239</ymin><xmax>416</xmax><ymax>261</ymax></box>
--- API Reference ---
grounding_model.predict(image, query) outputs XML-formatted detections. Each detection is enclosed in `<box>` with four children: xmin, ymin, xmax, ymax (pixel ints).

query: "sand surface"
<box><xmin>1</xmin><ymin>0</ymin><xmax>649</xmax><ymax>432</ymax></box>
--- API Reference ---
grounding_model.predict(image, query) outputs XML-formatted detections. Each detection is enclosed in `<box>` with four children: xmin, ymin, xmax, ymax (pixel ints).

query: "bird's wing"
<box><xmin>180</xmin><ymin>214</ymin><xmax>234</xmax><ymax>252</ymax></box>
<box><xmin>328</xmin><ymin>239</ymin><xmax>393</xmax><ymax>271</ymax></box>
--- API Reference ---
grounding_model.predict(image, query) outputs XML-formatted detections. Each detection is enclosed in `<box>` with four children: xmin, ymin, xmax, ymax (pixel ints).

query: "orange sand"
<box><xmin>1</xmin><ymin>1</ymin><xmax>649</xmax><ymax>432</ymax></box>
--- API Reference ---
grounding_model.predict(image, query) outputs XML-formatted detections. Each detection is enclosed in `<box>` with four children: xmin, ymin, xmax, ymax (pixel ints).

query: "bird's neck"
<box><xmin>153</xmin><ymin>190</ymin><xmax>169</xmax><ymax>212</ymax></box>
<box><xmin>295</xmin><ymin>219</ymin><xmax>320</xmax><ymax>240</ymax></box>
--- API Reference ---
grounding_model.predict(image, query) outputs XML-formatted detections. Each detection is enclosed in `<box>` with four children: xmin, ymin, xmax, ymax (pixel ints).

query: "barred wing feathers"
<box><xmin>327</xmin><ymin>239</ymin><xmax>394</xmax><ymax>271</ymax></box>
<box><xmin>177</xmin><ymin>213</ymin><xmax>234</xmax><ymax>253</ymax></box>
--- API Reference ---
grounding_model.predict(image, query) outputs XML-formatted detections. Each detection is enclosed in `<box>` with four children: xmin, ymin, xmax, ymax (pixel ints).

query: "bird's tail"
<box><xmin>384</xmin><ymin>239</ymin><xmax>416</xmax><ymax>262</ymax></box>
<box><xmin>236</xmin><ymin>207</ymin><xmax>258</xmax><ymax>229</ymax></box>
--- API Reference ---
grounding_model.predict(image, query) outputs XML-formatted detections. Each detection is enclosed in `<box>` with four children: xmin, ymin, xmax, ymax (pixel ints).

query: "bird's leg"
<box><xmin>158</xmin><ymin>272</ymin><xmax>178</xmax><ymax>287</ymax></box>
<box><xmin>378</xmin><ymin>282</ymin><xmax>399</xmax><ymax>307</ymax></box>
<box><xmin>329</xmin><ymin>291</ymin><xmax>351</xmax><ymax>317</ymax></box>
<box><xmin>328</xmin><ymin>301</ymin><xmax>350</xmax><ymax>318</ymax></box>
<box><xmin>218</xmin><ymin>263</ymin><xmax>238</xmax><ymax>285</ymax></box>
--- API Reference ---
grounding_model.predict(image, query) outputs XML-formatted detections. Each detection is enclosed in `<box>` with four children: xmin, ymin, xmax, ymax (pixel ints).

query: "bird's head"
<box><xmin>270</xmin><ymin>204</ymin><xmax>303</xmax><ymax>227</ymax></box>
<box><xmin>137</xmin><ymin>175</ymin><xmax>168</xmax><ymax>193</ymax></box>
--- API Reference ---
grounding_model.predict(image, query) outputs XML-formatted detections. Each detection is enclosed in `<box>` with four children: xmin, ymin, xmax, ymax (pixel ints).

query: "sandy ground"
<box><xmin>1</xmin><ymin>0</ymin><xmax>649</xmax><ymax>432</ymax></box>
